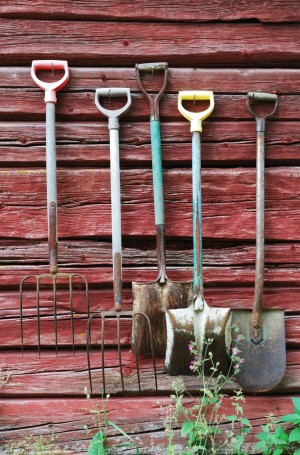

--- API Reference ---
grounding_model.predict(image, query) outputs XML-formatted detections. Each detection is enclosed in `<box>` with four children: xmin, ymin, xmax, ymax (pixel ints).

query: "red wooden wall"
<box><xmin>0</xmin><ymin>1</ymin><xmax>300</xmax><ymax>453</ymax></box>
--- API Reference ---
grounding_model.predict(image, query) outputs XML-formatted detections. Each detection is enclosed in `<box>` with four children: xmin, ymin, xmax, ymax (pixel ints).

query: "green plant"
<box><xmin>254</xmin><ymin>397</ymin><xmax>300</xmax><ymax>455</ymax></box>
<box><xmin>84</xmin><ymin>388</ymin><xmax>141</xmax><ymax>454</ymax></box>
<box><xmin>3</xmin><ymin>433</ymin><xmax>71</xmax><ymax>454</ymax></box>
<box><xmin>162</xmin><ymin>328</ymin><xmax>252</xmax><ymax>454</ymax></box>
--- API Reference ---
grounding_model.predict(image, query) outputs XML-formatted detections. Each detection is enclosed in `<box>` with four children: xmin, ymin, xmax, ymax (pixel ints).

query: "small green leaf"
<box><xmin>181</xmin><ymin>421</ymin><xmax>195</xmax><ymax>437</ymax></box>
<box><xmin>108</xmin><ymin>420</ymin><xmax>135</xmax><ymax>443</ymax></box>
<box><xmin>289</xmin><ymin>426</ymin><xmax>300</xmax><ymax>443</ymax></box>
<box><xmin>240</xmin><ymin>417</ymin><xmax>252</xmax><ymax>427</ymax></box>
<box><xmin>280</xmin><ymin>413</ymin><xmax>300</xmax><ymax>423</ymax></box>
<box><xmin>256</xmin><ymin>432</ymin><xmax>268</xmax><ymax>441</ymax></box>
<box><xmin>292</xmin><ymin>397</ymin><xmax>300</xmax><ymax>413</ymax></box>
<box><xmin>226</xmin><ymin>415</ymin><xmax>238</xmax><ymax>422</ymax></box>
<box><xmin>273</xmin><ymin>449</ymin><xmax>283</xmax><ymax>455</ymax></box>
<box><xmin>253</xmin><ymin>440</ymin><xmax>266</xmax><ymax>451</ymax></box>
<box><xmin>293</xmin><ymin>449</ymin><xmax>300</xmax><ymax>455</ymax></box>
<box><xmin>87</xmin><ymin>431</ymin><xmax>107</xmax><ymax>455</ymax></box>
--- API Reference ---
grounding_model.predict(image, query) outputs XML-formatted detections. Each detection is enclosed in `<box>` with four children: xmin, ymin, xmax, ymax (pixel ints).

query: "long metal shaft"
<box><xmin>46</xmin><ymin>102</ymin><xmax>58</xmax><ymax>274</ymax></box>
<box><xmin>150</xmin><ymin>117</ymin><xmax>166</xmax><ymax>283</ymax></box>
<box><xmin>251</xmin><ymin>118</ymin><xmax>266</xmax><ymax>343</ymax></box>
<box><xmin>192</xmin><ymin>131</ymin><xmax>204</xmax><ymax>308</ymax></box>
<box><xmin>109</xmin><ymin>119</ymin><xmax>122</xmax><ymax>311</ymax></box>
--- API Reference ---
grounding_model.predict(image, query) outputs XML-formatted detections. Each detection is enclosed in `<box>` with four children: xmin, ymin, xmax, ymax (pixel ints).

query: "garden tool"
<box><xmin>132</xmin><ymin>62</ymin><xmax>193</xmax><ymax>355</ymax></box>
<box><xmin>165</xmin><ymin>91</ymin><xmax>231</xmax><ymax>375</ymax></box>
<box><xmin>20</xmin><ymin>60</ymin><xmax>90</xmax><ymax>355</ymax></box>
<box><xmin>229</xmin><ymin>92</ymin><xmax>286</xmax><ymax>392</ymax></box>
<box><xmin>87</xmin><ymin>88</ymin><xmax>157</xmax><ymax>395</ymax></box>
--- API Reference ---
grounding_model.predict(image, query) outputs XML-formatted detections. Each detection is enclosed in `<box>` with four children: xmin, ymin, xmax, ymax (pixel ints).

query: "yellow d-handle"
<box><xmin>178</xmin><ymin>91</ymin><xmax>214</xmax><ymax>132</ymax></box>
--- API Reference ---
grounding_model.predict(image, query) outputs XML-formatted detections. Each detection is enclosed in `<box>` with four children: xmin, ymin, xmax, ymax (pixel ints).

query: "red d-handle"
<box><xmin>31</xmin><ymin>60</ymin><xmax>70</xmax><ymax>103</ymax></box>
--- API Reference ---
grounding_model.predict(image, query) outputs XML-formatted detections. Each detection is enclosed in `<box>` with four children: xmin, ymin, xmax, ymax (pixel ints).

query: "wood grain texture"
<box><xmin>1</xmin><ymin>312</ymin><xmax>299</xmax><ymax>348</ymax></box>
<box><xmin>0</xmin><ymin>240</ymin><xmax>299</xmax><ymax>267</ymax></box>
<box><xmin>0</xmin><ymin>121</ymin><xmax>299</xmax><ymax>167</ymax></box>
<box><xmin>0</xmin><ymin>396</ymin><xmax>297</xmax><ymax>453</ymax></box>
<box><xmin>0</xmin><ymin>167</ymin><xmax>299</xmax><ymax>239</ymax></box>
<box><xmin>0</xmin><ymin>349</ymin><xmax>299</xmax><ymax>396</ymax></box>
<box><xmin>0</xmin><ymin>0</ymin><xmax>299</xmax><ymax>22</ymax></box>
<box><xmin>1</xmin><ymin>67</ymin><xmax>300</xmax><ymax>93</ymax></box>
<box><xmin>0</xmin><ymin>4</ymin><xmax>299</xmax><ymax>452</ymax></box>
<box><xmin>1</xmin><ymin>286</ymin><xmax>300</xmax><ymax>319</ymax></box>
<box><xmin>0</xmin><ymin>20</ymin><xmax>300</xmax><ymax>66</ymax></box>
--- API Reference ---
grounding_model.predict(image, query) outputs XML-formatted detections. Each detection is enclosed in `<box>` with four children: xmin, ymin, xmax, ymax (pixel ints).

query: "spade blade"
<box><xmin>231</xmin><ymin>310</ymin><xmax>286</xmax><ymax>393</ymax></box>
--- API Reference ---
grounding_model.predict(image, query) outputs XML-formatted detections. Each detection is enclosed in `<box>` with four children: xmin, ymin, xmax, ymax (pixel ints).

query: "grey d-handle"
<box><xmin>95</xmin><ymin>88</ymin><xmax>132</xmax><ymax>311</ymax></box>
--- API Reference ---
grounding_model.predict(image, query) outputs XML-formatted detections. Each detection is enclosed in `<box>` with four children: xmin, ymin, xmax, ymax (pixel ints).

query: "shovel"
<box><xmin>132</xmin><ymin>62</ymin><xmax>193</xmax><ymax>355</ymax></box>
<box><xmin>229</xmin><ymin>92</ymin><xmax>286</xmax><ymax>392</ymax></box>
<box><xmin>165</xmin><ymin>91</ymin><xmax>231</xmax><ymax>375</ymax></box>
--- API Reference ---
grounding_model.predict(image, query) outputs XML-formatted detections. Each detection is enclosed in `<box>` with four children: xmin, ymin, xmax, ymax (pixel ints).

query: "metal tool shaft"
<box><xmin>46</xmin><ymin>102</ymin><xmax>58</xmax><ymax>274</ymax></box>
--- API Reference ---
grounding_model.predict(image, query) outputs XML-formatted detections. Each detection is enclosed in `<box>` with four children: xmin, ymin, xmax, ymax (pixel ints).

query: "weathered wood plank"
<box><xmin>1</xmin><ymin>313</ymin><xmax>298</xmax><ymax>348</ymax></box>
<box><xmin>1</xmin><ymin>68</ymin><xmax>300</xmax><ymax>94</ymax></box>
<box><xmin>1</xmin><ymin>240</ymin><xmax>299</xmax><ymax>267</ymax></box>
<box><xmin>0</xmin><ymin>349</ymin><xmax>299</xmax><ymax>396</ymax></box>
<box><xmin>1</xmin><ymin>90</ymin><xmax>300</xmax><ymax>122</ymax></box>
<box><xmin>0</xmin><ymin>0</ymin><xmax>299</xmax><ymax>22</ymax></box>
<box><xmin>0</xmin><ymin>264</ymin><xmax>300</xmax><ymax>289</ymax></box>
<box><xmin>0</xmin><ymin>167</ymin><xmax>299</xmax><ymax>239</ymax></box>
<box><xmin>0</xmin><ymin>20</ymin><xmax>300</xmax><ymax>66</ymax></box>
<box><xmin>1</xmin><ymin>286</ymin><xmax>300</xmax><ymax>319</ymax></box>
<box><xmin>0</xmin><ymin>122</ymin><xmax>299</xmax><ymax>167</ymax></box>
<box><xmin>0</xmin><ymin>396</ymin><xmax>296</xmax><ymax>454</ymax></box>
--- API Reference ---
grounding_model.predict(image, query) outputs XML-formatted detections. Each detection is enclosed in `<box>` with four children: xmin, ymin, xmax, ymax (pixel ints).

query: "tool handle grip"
<box><xmin>31</xmin><ymin>60</ymin><xmax>69</xmax><ymax>103</ymax></box>
<box><xmin>136</xmin><ymin>62</ymin><xmax>168</xmax><ymax>72</ymax></box>
<box><xmin>178</xmin><ymin>91</ymin><xmax>214</xmax><ymax>132</ymax></box>
<box><xmin>135</xmin><ymin>62</ymin><xmax>168</xmax><ymax>119</ymax></box>
<box><xmin>246</xmin><ymin>91</ymin><xmax>278</xmax><ymax>120</ymax></box>
<box><xmin>95</xmin><ymin>88</ymin><xmax>132</xmax><ymax>128</ymax></box>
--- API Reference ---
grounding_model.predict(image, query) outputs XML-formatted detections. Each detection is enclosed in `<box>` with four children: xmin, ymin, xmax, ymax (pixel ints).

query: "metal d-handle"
<box><xmin>246</xmin><ymin>92</ymin><xmax>278</xmax><ymax>344</ymax></box>
<box><xmin>136</xmin><ymin>63</ymin><xmax>168</xmax><ymax>283</ymax></box>
<box><xmin>135</xmin><ymin>62</ymin><xmax>168</xmax><ymax>120</ymax></box>
<box><xmin>95</xmin><ymin>88</ymin><xmax>132</xmax><ymax>311</ymax></box>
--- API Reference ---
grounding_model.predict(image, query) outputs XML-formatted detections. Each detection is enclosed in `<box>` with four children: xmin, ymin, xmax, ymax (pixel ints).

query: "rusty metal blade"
<box><xmin>132</xmin><ymin>279</ymin><xmax>193</xmax><ymax>355</ymax></box>
<box><xmin>231</xmin><ymin>310</ymin><xmax>286</xmax><ymax>392</ymax></box>
<box><xmin>165</xmin><ymin>304</ymin><xmax>231</xmax><ymax>376</ymax></box>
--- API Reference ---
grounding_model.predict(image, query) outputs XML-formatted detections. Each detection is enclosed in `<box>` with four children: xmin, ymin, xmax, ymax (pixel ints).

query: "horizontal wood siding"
<box><xmin>0</xmin><ymin>2</ymin><xmax>299</xmax><ymax>453</ymax></box>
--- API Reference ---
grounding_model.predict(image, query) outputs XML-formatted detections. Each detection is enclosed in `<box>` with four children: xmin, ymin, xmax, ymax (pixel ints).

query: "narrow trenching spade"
<box><xmin>229</xmin><ymin>92</ymin><xmax>286</xmax><ymax>392</ymax></box>
<box><xmin>20</xmin><ymin>61</ymin><xmax>90</xmax><ymax>355</ymax></box>
<box><xmin>165</xmin><ymin>91</ymin><xmax>231</xmax><ymax>375</ymax></box>
<box><xmin>132</xmin><ymin>63</ymin><xmax>193</xmax><ymax>355</ymax></box>
<box><xmin>87</xmin><ymin>88</ymin><xmax>158</xmax><ymax>395</ymax></box>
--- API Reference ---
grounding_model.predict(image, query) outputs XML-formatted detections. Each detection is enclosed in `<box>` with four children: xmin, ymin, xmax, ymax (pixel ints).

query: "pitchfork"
<box><xmin>87</xmin><ymin>88</ymin><xmax>158</xmax><ymax>395</ymax></box>
<box><xmin>20</xmin><ymin>60</ymin><xmax>90</xmax><ymax>355</ymax></box>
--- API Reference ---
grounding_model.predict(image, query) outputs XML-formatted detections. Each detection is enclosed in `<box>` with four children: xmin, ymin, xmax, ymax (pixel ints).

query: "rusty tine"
<box><xmin>20</xmin><ymin>61</ymin><xmax>90</xmax><ymax>355</ymax></box>
<box><xmin>87</xmin><ymin>88</ymin><xmax>158</xmax><ymax>395</ymax></box>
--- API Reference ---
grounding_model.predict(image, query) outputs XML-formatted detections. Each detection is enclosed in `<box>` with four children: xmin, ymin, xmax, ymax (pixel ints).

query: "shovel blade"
<box><xmin>165</xmin><ymin>305</ymin><xmax>232</xmax><ymax>376</ymax></box>
<box><xmin>231</xmin><ymin>310</ymin><xmax>286</xmax><ymax>392</ymax></box>
<box><xmin>132</xmin><ymin>279</ymin><xmax>193</xmax><ymax>355</ymax></box>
